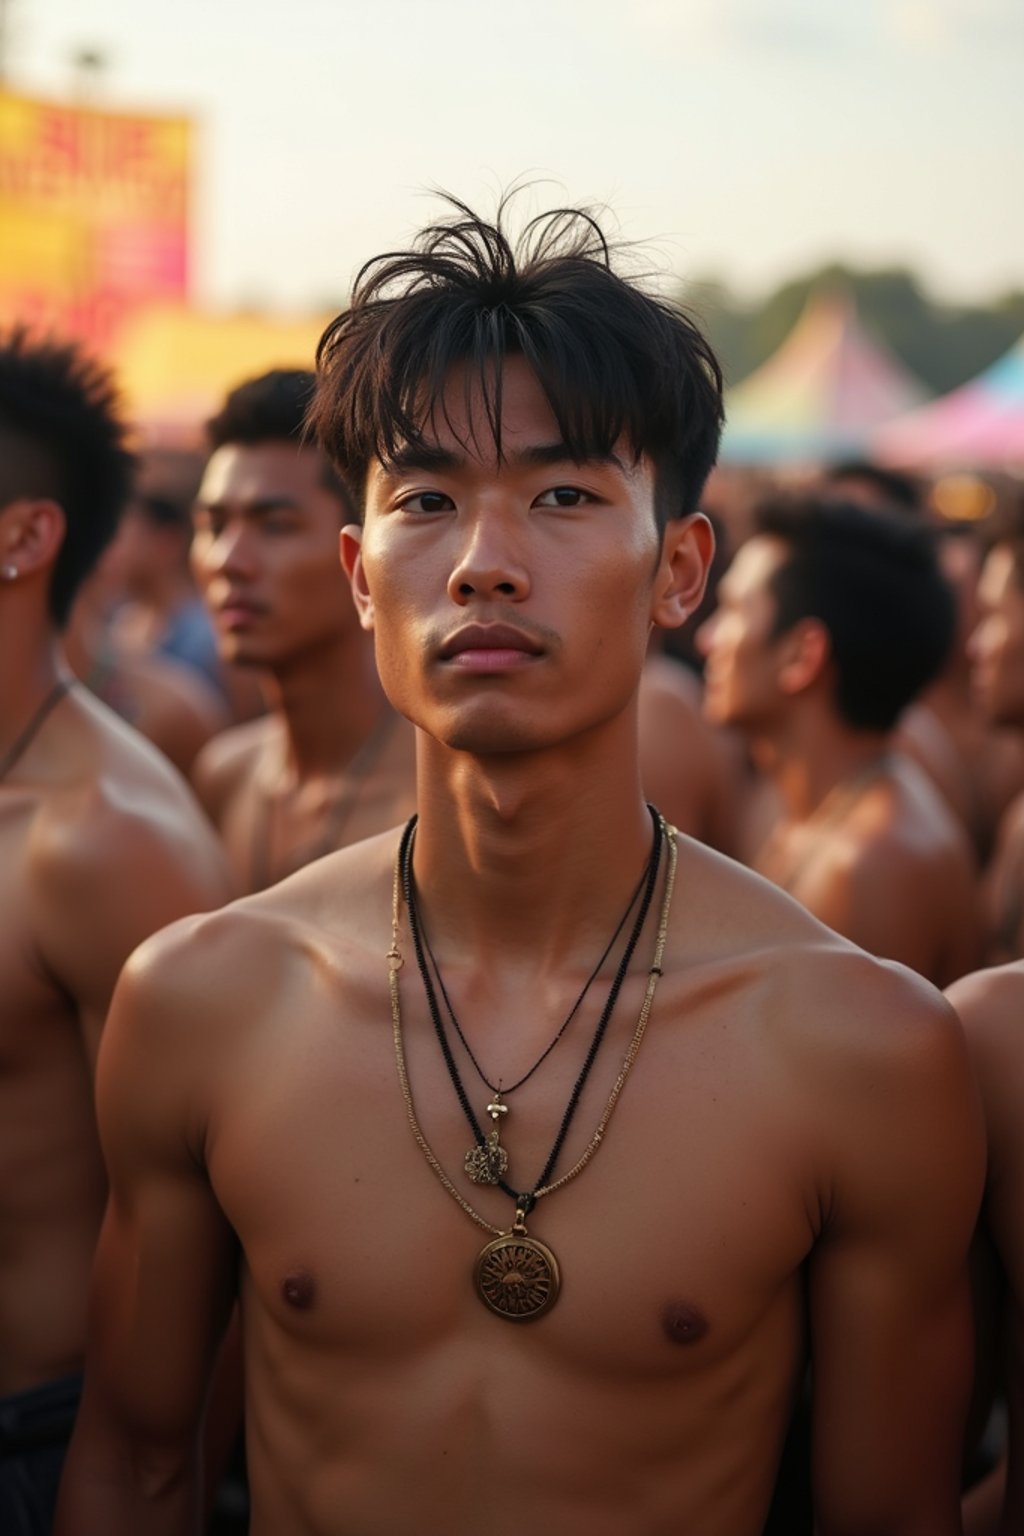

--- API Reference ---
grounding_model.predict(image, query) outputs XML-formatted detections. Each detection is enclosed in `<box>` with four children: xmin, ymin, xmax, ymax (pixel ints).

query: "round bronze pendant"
<box><xmin>474</xmin><ymin>1233</ymin><xmax>560</xmax><ymax>1321</ymax></box>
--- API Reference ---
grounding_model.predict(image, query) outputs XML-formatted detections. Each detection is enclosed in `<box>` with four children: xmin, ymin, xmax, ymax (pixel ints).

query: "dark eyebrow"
<box><xmin>194</xmin><ymin>495</ymin><xmax>302</xmax><ymax>517</ymax></box>
<box><xmin>378</xmin><ymin>442</ymin><xmax>626</xmax><ymax>477</ymax></box>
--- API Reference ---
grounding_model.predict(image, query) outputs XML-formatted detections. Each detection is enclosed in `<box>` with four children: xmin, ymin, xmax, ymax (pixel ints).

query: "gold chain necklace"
<box><xmin>388</xmin><ymin>817</ymin><xmax>678</xmax><ymax>1321</ymax></box>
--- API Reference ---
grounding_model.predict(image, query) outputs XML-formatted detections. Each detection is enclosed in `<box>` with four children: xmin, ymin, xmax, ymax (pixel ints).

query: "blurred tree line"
<box><xmin>685</xmin><ymin>265</ymin><xmax>1024</xmax><ymax>394</ymax></box>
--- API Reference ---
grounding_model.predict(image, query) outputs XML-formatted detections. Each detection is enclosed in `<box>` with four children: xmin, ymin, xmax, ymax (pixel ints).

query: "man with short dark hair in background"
<box><xmin>698</xmin><ymin>495</ymin><xmax>981</xmax><ymax>985</ymax></box>
<box><xmin>0</xmin><ymin>328</ymin><xmax>230</xmax><ymax>1535</ymax></box>
<box><xmin>190</xmin><ymin>369</ymin><xmax>416</xmax><ymax>890</ymax></box>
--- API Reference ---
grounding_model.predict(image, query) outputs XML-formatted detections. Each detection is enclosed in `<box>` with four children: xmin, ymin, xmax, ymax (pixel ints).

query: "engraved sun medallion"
<box><xmin>474</xmin><ymin>1234</ymin><xmax>560</xmax><ymax>1321</ymax></box>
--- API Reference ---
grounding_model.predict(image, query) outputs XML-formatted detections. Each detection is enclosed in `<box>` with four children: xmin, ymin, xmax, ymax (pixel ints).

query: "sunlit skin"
<box><xmin>696</xmin><ymin>533</ymin><xmax>981</xmax><ymax>986</ymax></box>
<box><xmin>696</xmin><ymin>535</ymin><xmax>792</xmax><ymax>732</ymax></box>
<box><xmin>0</xmin><ymin>485</ymin><xmax>231</xmax><ymax>1407</ymax></box>
<box><xmin>967</xmin><ymin>544</ymin><xmax>1024</xmax><ymax>963</ymax></box>
<box><xmin>57</xmin><ymin>359</ymin><xmax>982</xmax><ymax>1536</ymax></box>
<box><xmin>189</xmin><ymin>440</ymin><xmax>415</xmax><ymax>891</ymax></box>
<box><xmin>968</xmin><ymin>545</ymin><xmax>1024</xmax><ymax>729</ymax></box>
<box><xmin>192</xmin><ymin>442</ymin><xmax>359</xmax><ymax>673</ymax></box>
<box><xmin>948</xmin><ymin>962</ymin><xmax>1024</xmax><ymax>1536</ymax></box>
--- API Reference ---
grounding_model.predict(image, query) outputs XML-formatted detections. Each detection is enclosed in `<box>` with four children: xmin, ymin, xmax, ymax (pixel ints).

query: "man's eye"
<box><xmin>534</xmin><ymin>486</ymin><xmax>592</xmax><ymax>508</ymax></box>
<box><xmin>399</xmin><ymin>491</ymin><xmax>455</xmax><ymax>514</ymax></box>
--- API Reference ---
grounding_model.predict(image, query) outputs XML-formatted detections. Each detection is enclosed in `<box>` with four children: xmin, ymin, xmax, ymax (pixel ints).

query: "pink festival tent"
<box><xmin>874</xmin><ymin>334</ymin><xmax>1024</xmax><ymax>470</ymax></box>
<box><xmin>721</xmin><ymin>290</ymin><xmax>930</xmax><ymax>465</ymax></box>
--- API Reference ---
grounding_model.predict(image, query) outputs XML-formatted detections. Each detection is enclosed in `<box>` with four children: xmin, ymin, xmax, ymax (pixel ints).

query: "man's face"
<box><xmin>696</xmin><ymin>535</ymin><xmax>792</xmax><ymax>731</ymax></box>
<box><xmin>967</xmin><ymin>543</ymin><xmax>1024</xmax><ymax>726</ymax></box>
<box><xmin>192</xmin><ymin>442</ymin><xmax>355</xmax><ymax>670</ymax></box>
<box><xmin>345</xmin><ymin>355</ymin><xmax>706</xmax><ymax>756</ymax></box>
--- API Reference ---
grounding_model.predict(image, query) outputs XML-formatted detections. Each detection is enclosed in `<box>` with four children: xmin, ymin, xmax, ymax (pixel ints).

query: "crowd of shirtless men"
<box><xmin>3</xmin><ymin>195</ymin><xmax>1024</xmax><ymax>1535</ymax></box>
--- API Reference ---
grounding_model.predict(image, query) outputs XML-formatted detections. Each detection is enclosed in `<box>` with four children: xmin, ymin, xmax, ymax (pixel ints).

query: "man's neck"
<box><xmin>0</xmin><ymin>605</ymin><xmax>64</xmax><ymax>742</ymax></box>
<box><xmin>409</xmin><ymin>720</ymin><xmax>656</xmax><ymax>973</ymax></box>
<box><xmin>263</xmin><ymin>631</ymin><xmax>389</xmax><ymax>781</ymax></box>
<box><xmin>754</xmin><ymin>711</ymin><xmax>892</xmax><ymax>822</ymax></box>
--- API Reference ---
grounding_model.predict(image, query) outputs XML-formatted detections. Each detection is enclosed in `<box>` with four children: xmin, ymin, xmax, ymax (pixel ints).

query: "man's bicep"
<box><xmin>85</xmin><ymin>950</ymin><xmax>237</xmax><ymax>1442</ymax></box>
<box><xmin>809</xmin><ymin>1010</ymin><xmax>984</xmax><ymax>1534</ymax></box>
<box><xmin>810</xmin><ymin>1221</ymin><xmax>974</xmax><ymax>1534</ymax></box>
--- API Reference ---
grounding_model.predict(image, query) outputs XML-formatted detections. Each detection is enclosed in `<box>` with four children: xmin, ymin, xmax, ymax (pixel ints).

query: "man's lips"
<box><xmin>214</xmin><ymin>598</ymin><xmax>267</xmax><ymax>629</ymax></box>
<box><xmin>439</xmin><ymin>623</ymin><xmax>545</xmax><ymax>670</ymax></box>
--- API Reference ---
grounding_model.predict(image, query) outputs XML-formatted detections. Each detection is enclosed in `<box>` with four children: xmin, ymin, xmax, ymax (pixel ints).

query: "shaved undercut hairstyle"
<box><xmin>755</xmin><ymin>495</ymin><xmax>956</xmax><ymax>732</ymax></box>
<box><xmin>0</xmin><ymin>327</ymin><xmax>134</xmax><ymax>627</ymax></box>
<box><xmin>206</xmin><ymin>368</ymin><xmax>350</xmax><ymax>512</ymax></box>
<box><xmin>309</xmin><ymin>194</ymin><xmax>724</xmax><ymax>525</ymax></box>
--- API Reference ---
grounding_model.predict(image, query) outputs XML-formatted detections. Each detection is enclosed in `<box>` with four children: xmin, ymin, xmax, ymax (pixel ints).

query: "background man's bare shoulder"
<box><xmin>190</xmin><ymin>713</ymin><xmax>275</xmax><ymax>824</ymax></box>
<box><xmin>676</xmin><ymin>837</ymin><xmax>972</xmax><ymax>1095</ymax></box>
<box><xmin>948</xmin><ymin>963</ymin><xmax>1024</xmax><ymax>1186</ymax></box>
<box><xmin>23</xmin><ymin>689</ymin><xmax>232</xmax><ymax>1057</ymax></box>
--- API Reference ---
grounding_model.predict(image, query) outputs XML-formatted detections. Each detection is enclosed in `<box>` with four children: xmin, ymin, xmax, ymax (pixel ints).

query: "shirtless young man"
<box><xmin>698</xmin><ymin>496</ymin><xmax>981</xmax><ymax>987</ymax></box>
<box><xmin>967</xmin><ymin>510</ymin><xmax>1024</xmax><ymax>961</ymax></box>
<box><xmin>0</xmin><ymin>329</ymin><xmax>231</xmax><ymax>1532</ymax></box>
<box><xmin>189</xmin><ymin>370</ymin><xmax>416</xmax><ymax>890</ymax></box>
<box><xmin>57</xmin><ymin>203</ymin><xmax>982</xmax><ymax>1536</ymax></box>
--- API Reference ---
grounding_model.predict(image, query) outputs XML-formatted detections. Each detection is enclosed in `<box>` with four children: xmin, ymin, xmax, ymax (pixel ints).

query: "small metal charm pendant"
<box><xmin>464</xmin><ymin>1129</ymin><xmax>508</xmax><ymax>1185</ymax></box>
<box><xmin>474</xmin><ymin>1231</ymin><xmax>560</xmax><ymax>1321</ymax></box>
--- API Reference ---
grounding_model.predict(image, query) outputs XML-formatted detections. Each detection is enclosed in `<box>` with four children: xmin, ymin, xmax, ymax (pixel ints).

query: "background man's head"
<box><xmin>103</xmin><ymin>451</ymin><xmax>205</xmax><ymax>601</ymax></box>
<box><xmin>308</xmin><ymin>194</ymin><xmax>724</xmax><ymax>528</ymax></box>
<box><xmin>0</xmin><ymin>327</ymin><xmax>133</xmax><ymax>630</ymax></box>
<box><xmin>700</xmin><ymin>495</ymin><xmax>956</xmax><ymax>736</ymax></box>
<box><xmin>192</xmin><ymin>369</ymin><xmax>356</xmax><ymax>671</ymax></box>
<box><xmin>968</xmin><ymin>497</ymin><xmax>1024</xmax><ymax>726</ymax></box>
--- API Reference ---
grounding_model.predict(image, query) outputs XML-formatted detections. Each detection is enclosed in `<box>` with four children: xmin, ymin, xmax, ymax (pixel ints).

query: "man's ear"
<box><xmin>777</xmin><ymin>617</ymin><xmax>832</xmax><ymax>696</ymax></box>
<box><xmin>651</xmin><ymin>513</ymin><xmax>715</xmax><ymax>631</ymax></box>
<box><xmin>0</xmin><ymin>498</ymin><xmax>65</xmax><ymax>580</ymax></box>
<box><xmin>340</xmin><ymin>524</ymin><xmax>374</xmax><ymax>632</ymax></box>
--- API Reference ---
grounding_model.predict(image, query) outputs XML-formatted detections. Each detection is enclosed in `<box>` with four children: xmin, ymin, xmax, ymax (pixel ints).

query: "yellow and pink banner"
<box><xmin>0</xmin><ymin>88</ymin><xmax>191</xmax><ymax>352</ymax></box>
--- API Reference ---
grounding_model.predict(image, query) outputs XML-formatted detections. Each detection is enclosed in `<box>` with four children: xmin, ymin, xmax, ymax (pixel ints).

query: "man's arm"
<box><xmin>55</xmin><ymin>920</ymin><xmax>239</xmax><ymax>1536</ymax></box>
<box><xmin>808</xmin><ymin>971</ymin><xmax>984</xmax><ymax>1535</ymax></box>
<box><xmin>949</xmin><ymin>965</ymin><xmax>1024</xmax><ymax>1535</ymax></box>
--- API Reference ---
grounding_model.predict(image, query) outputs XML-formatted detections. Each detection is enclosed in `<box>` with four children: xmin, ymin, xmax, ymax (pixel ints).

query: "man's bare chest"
<box><xmin>205</xmin><ymin>989</ymin><xmax>818</xmax><ymax>1379</ymax></box>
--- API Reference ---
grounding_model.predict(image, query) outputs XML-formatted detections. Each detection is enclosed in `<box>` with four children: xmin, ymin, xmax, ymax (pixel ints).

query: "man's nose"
<box><xmin>197</xmin><ymin>520</ymin><xmax>257</xmax><ymax>580</ymax></box>
<box><xmin>446</xmin><ymin>513</ymin><xmax>531</xmax><ymax>605</ymax></box>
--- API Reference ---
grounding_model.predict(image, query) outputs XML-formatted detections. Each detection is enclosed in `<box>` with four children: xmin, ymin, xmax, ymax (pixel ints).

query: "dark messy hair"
<box><xmin>309</xmin><ymin>194</ymin><xmax>724</xmax><ymax>524</ymax></box>
<box><xmin>206</xmin><ymin>368</ymin><xmax>349</xmax><ymax>510</ymax></box>
<box><xmin>824</xmin><ymin>459</ymin><xmax>923</xmax><ymax>515</ymax></box>
<box><xmin>0</xmin><ymin>326</ymin><xmax>134</xmax><ymax>628</ymax></box>
<box><xmin>756</xmin><ymin>494</ymin><xmax>956</xmax><ymax>731</ymax></box>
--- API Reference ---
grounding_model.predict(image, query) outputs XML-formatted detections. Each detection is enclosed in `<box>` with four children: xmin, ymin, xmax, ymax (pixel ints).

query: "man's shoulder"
<box><xmin>677</xmin><ymin>840</ymin><xmax>960</xmax><ymax>1063</ymax></box>
<box><xmin>817</xmin><ymin>761</ymin><xmax>975</xmax><ymax>895</ymax></box>
<box><xmin>947</xmin><ymin>962</ymin><xmax>1024</xmax><ymax>1067</ymax></box>
<box><xmin>27</xmin><ymin>690</ymin><xmax>228</xmax><ymax>902</ymax></box>
<box><xmin>124</xmin><ymin>823</ymin><xmax>401</xmax><ymax>1010</ymax></box>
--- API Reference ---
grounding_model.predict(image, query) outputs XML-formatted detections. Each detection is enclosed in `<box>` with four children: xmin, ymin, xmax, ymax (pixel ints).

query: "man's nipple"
<box><xmin>281</xmin><ymin>1269</ymin><xmax>316</xmax><ymax>1310</ymax></box>
<box><xmin>661</xmin><ymin>1301</ymin><xmax>708</xmax><ymax>1346</ymax></box>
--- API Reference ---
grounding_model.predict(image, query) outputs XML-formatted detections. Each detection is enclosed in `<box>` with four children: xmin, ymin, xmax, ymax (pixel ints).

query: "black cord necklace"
<box><xmin>414</xmin><ymin>851</ymin><xmax>648</xmax><ymax>1165</ymax></box>
<box><xmin>0</xmin><ymin>679</ymin><xmax>69</xmax><ymax>783</ymax></box>
<box><xmin>399</xmin><ymin>805</ymin><xmax>663</xmax><ymax>1212</ymax></box>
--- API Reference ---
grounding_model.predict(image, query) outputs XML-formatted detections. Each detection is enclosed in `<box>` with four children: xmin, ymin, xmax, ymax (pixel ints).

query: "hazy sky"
<box><xmin>6</xmin><ymin>0</ymin><xmax>1023</xmax><ymax>313</ymax></box>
